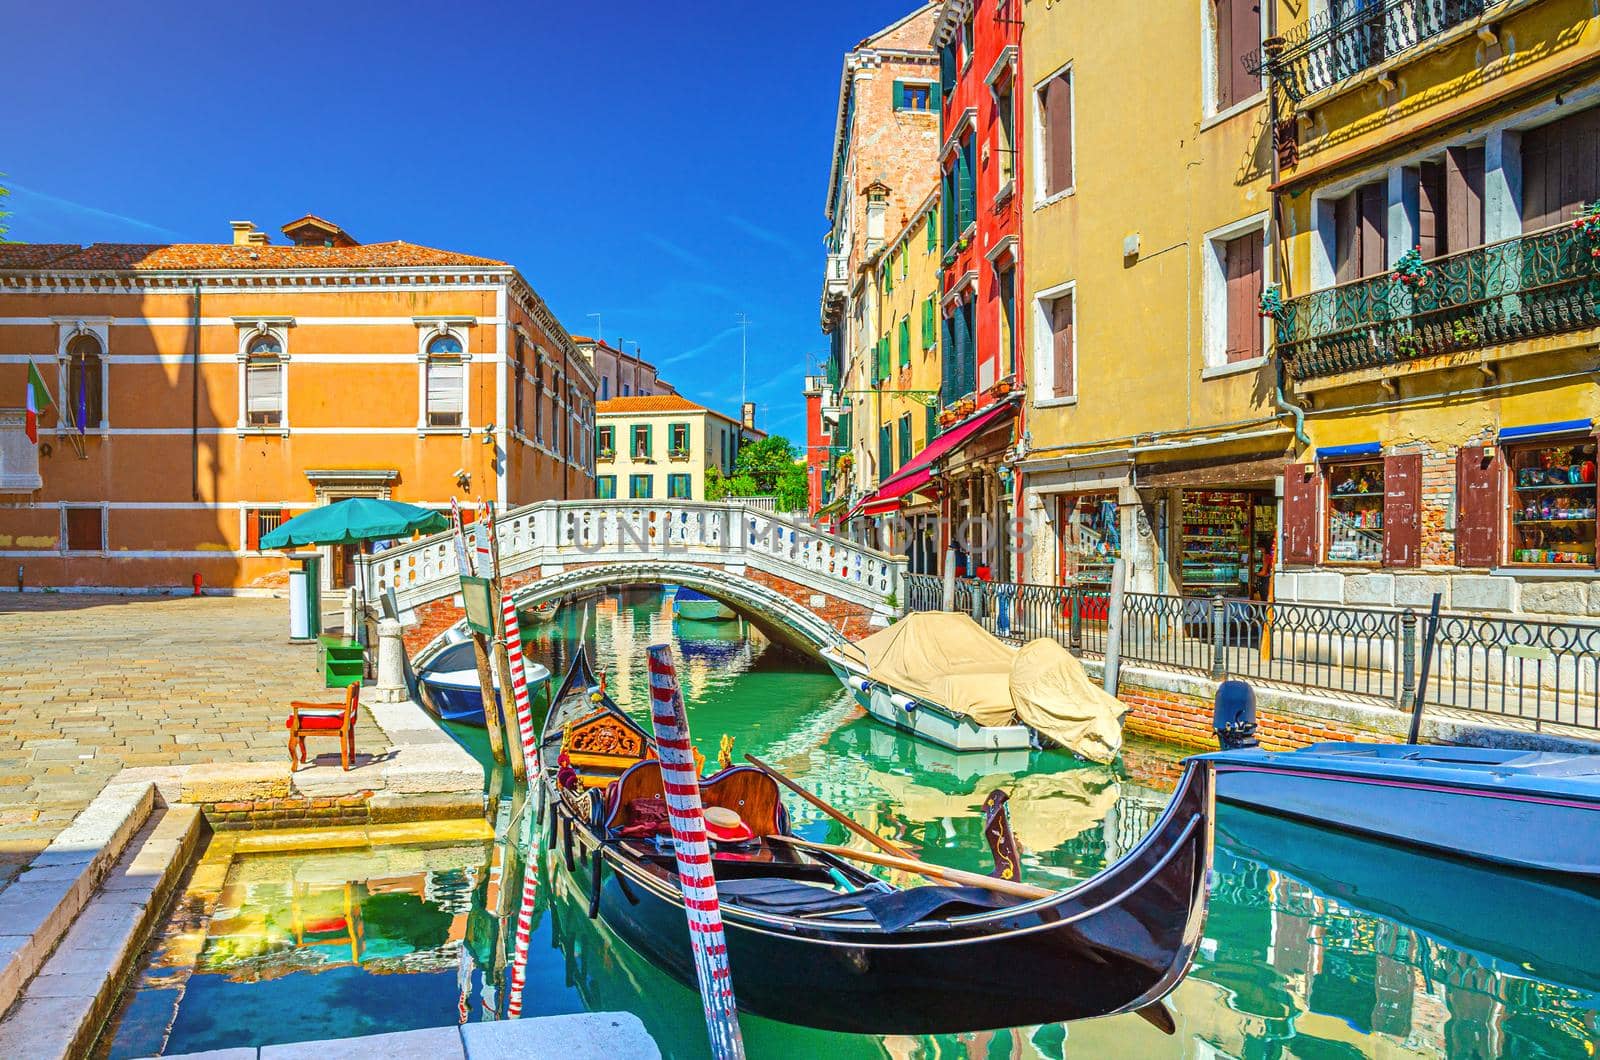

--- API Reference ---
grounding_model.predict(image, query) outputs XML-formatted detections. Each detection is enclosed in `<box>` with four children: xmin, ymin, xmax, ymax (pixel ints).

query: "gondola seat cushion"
<box><xmin>603</xmin><ymin>760</ymin><xmax>788</xmax><ymax>838</ymax></box>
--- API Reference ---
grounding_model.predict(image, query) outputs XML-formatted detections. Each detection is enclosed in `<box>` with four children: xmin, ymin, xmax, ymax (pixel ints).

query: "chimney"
<box><xmin>741</xmin><ymin>402</ymin><xmax>756</xmax><ymax>430</ymax></box>
<box><xmin>230</xmin><ymin>221</ymin><xmax>257</xmax><ymax>246</ymax></box>
<box><xmin>246</xmin><ymin>231</ymin><xmax>270</xmax><ymax>246</ymax></box>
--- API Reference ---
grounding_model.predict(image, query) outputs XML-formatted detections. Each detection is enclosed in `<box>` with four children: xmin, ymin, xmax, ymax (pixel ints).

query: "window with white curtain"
<box><xmin>245</xmin><ymin>334</ymin><xmax>284</xmax><ymax>427</ymax></box>
<box><xmin>425</xmin><ymin>334</ymin><xmax>465</xmax><ymax>428</ymax></box>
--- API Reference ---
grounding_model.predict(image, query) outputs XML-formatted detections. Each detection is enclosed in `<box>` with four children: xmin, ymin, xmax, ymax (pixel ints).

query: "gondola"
<box><xmin>535</xmin><ymin>645</ymin><xmax>1214</xmax><ymax>1035</ymax></box>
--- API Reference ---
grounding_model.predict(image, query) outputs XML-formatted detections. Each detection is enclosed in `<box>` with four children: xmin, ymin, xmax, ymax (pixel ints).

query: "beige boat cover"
<box><xmin>847</xmin><ymin>613</ymin><xmax>1128</xmax><ymax>763</ymax></box>
<box><xmin>848</xmin><ymin>612</ymin><xmax>1019</xmax><ymax>727</ymax></box>
<box><xmin>1009</xmin><ymin>638</ymin><xmax>1128</xmax><ymax>765</ymax></box>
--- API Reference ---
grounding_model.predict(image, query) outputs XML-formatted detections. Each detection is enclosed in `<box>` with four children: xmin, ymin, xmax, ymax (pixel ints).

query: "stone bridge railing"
<box><xmin>364</xmin><ymin>499</ymin><xmax>905</xmax><ymax>618</ymax></box>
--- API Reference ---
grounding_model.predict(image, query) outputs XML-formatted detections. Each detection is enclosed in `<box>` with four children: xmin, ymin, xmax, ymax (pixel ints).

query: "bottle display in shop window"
<box><xmin>1180</xmin><ymin>492</ymin><xmax>1252</xmax><ymax>591</ymax></box>
<box><xmin>1507</xmin><ymin>439</ymin><xmax>1597</xmax><ymax>567</ymax></box>
<box><xmin>1326</xmin><ymin>461</ymin><xmax>1384</xmax><ymax>564</ymax></box>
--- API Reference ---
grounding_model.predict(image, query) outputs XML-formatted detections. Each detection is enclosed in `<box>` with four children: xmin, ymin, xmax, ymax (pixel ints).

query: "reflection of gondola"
<box><xmin>672</xmin><ymin>615</ymin><xmax>749</xmax><ymax>664</ymax></box>
<box><xmin>537</xmin><ymin>645</ymin><xmax>1214</xmax><ymax>1035</ymax></box>
<box><xmin>1218</xmin><ymin>805</ymin><xmax>1600</xmax><ymax>994</ymax></box>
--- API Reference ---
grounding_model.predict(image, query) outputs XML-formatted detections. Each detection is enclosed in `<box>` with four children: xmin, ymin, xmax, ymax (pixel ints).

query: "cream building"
<box><xmin>595</xmin><ymin>395</ymin><xmax>763</xmax><ymax>502</ymax></box>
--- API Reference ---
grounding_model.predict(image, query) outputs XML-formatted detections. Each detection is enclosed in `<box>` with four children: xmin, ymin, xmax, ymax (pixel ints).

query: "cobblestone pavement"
<box><xmin>0</xmin><ymin>594</ymin><xmax>388</xmax><ymax>889</ymax></box>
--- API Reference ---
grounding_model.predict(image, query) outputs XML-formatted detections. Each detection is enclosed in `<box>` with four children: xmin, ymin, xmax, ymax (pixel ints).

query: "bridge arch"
<box><xmin>508</xmin><ymin>561</ymin><xmax>849</xmax><ymax>652</ymax></box>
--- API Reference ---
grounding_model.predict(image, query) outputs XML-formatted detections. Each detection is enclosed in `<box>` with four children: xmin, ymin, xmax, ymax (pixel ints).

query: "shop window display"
<box><xmin>1507</xmin><ymin>439</ymin><xmax>1597</xmax><ymax>567</ymax></box>
<box><xmin>1059</xmin><ymin>492</ymin><xmax>1119</xmax><ymax>589</ymax></box>
<box><xmin>1326</xmin><ymin>461</ymin><xmax>1384</xmax><ymax>564</ymax></box>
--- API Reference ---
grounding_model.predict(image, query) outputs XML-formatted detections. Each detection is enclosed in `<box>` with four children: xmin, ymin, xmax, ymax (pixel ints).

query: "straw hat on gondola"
<box><xmin>704</xmin><ymin>805</ymin><xmax>755</xmax><ymax>844</ymax></box>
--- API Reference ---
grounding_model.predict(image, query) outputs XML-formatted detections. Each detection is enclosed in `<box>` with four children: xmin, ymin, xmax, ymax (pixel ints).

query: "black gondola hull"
<box><xmin>549</xmin><ymin>761</ymin><xmax>1212</xmax><ymax>1034</ymax></box>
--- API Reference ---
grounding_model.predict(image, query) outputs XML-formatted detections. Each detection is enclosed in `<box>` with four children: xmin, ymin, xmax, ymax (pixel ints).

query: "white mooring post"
<box><xmin>1103</xmin><ymin>558</ymin><xmax>1127</xmax><ymax>696</ymax></box>
<box><xmin>373</xmin><ymin>618</ymin><xmax>408</xmax><ymax>703</ymax></box>
<box><xmin>942</xmin><ymin>548</ymin><xmax>957</xmax><ymax>612</ymax></box>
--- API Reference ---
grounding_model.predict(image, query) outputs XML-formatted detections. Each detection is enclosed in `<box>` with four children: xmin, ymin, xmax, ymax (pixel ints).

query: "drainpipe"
<box><xmin>1263</xmin><ymin>2</ymin><xmax>1308</xmax><ymax>451</ymax></box>
<box><xmin>190</xmin><ymin>283</ymin><xmax>201</xmax><ymax>501</ymax></box>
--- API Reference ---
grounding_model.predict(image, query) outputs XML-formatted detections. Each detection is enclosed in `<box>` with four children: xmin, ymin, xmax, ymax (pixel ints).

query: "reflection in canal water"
<box><xmin>102</xmin><ymin>590</ymin><xmax>1599</xmax><ymax>1058</ymax></box>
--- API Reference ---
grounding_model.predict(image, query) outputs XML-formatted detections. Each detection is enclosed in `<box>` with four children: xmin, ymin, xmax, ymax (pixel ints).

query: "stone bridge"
<box><xmin>364</xmin><ymin>500</ymin><xmax>906</xmax><ymax>658</ymax></box>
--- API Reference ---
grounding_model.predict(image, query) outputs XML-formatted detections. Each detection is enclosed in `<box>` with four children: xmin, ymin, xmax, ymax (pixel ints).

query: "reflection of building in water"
<box><xmin>1192</xmin><ymin>864</ymin><xmax>1600</xmax><ymax>1057</ymax></box>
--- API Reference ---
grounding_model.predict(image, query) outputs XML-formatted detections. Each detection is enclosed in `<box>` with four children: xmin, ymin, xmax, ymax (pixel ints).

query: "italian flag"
<box><xmin>24</xmin><ymin>361</ymin><xmax>54</xmax><ymax>444</ymax></box>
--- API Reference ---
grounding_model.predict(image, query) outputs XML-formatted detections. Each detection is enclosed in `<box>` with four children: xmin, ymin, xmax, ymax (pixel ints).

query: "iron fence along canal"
<box><xmin>903</xmin><ymin>574</ymin><xmax>1600</xmax><ymax>733</ymax></box>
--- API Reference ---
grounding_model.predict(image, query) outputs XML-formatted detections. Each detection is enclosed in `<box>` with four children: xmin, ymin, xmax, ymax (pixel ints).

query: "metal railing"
<box><xmin>1276</xmin><ymin>222</ymin><xmax>1600</xmax><ymax>381</ymax></box>
<box><xmin>1257</xmin><ymin>0</ymin><xmax>1486</xmax><ymax>102</ymax></box>
<box><xmin>903</xmin><ymin>574</ymin><xmax>1600</xmax><ymax>732</ymax></box>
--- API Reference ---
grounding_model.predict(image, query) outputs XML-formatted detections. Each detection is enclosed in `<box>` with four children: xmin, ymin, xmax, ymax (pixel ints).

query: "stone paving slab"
<box><xmin>133</xmin><ymin>1012</ymin><xmax>660</xmax><ymax>1060</ymax></box>
<box><xmin>0</xmin><ymin>594</ymin><xmax>391</xmax><ymax>888</ymax></box>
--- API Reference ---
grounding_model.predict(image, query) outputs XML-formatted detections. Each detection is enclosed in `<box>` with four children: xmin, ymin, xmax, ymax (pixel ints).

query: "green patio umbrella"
<box><xmin>260</xmin><ymin>498</ymin><xmax>449</xmax><ymax>549</ymax></box>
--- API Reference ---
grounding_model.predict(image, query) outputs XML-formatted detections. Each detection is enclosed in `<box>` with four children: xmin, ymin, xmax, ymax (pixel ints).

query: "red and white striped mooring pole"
<box><xmin>646</xmin><ymin>643</ymin><xmax>745</xmax><ymax>1059</ymax></box>
<box><xmin>483</xmin><ymin>500</ymin><xmax>539</xmax><ymax>765</ymax></box>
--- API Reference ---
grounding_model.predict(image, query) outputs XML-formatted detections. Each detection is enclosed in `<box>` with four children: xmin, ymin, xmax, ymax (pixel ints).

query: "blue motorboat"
<box><xmin>672</xmin><ymin>587</ymin><xmax>736</xmax><ymax>622</ymax></box>
<box><xmin>1198</xmin><ymin>741</ymin><xmax>1600</xmax><ymax>878</ymax></box>
<box><xmin>414</xmin><ymin>637</ymin><xmax>551</xmax><ymax>727</ymax></box>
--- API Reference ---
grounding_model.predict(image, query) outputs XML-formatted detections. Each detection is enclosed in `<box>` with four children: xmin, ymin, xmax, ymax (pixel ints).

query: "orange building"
<box><xmin>0</xmin><ymin>215</ymin><xmax>596</xmax><ymax>591</ymax></box>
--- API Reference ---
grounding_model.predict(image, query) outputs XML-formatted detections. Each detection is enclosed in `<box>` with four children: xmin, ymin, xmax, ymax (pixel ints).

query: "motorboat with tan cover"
<box><xmin>821</xmin><ymin>612</ymin><xmax>1128</xmax><ymax>761</ymax></box>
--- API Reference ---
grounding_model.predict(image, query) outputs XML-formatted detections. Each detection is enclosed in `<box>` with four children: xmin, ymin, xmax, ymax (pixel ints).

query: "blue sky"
<box><xmin>0</xmin><ymin>1</ymin><xmax>919</xmax><ymax>444</ymax></box>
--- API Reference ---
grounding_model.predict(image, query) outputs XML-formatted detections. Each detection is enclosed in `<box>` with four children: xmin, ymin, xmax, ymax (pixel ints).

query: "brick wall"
<box><xmin>1113</xmin><ymin>671</ymin><xmax>1402</xmax><ymax>751</ymax></box>
<box><xmin>1418</xmin><ymin>444</ymin><xmax>1456</xmax><ymax>567</ymax></box>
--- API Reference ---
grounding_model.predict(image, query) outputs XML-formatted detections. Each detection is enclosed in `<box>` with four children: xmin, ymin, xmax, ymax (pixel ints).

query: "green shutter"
<box><xmin>885</xmin><ymin>259</ymin><xmax>893</xmax><ymax>292</ymax></box>
<box><xmin>926</xmin><ymin>401</ymin><xmax>938</xmax><ymax>442</ymax></box>
<box><xmin>879</xmin><ymin>426</ymin><xmax>891</xmax><ymax>477</ymax></box>
<box><xmin>892</xmin><ymin>79</ymin><xmax>905</xmax><ymax>110</ymax></box>
<box><xmin>957</xmin><ymin>142</ymin><xmax>975</xmax><ymax>231</ymax></box>
<box><xmin>922</xmin><ymin>296</ymin><xmax>936</xmax><ymax>347</ymax></box>
<box><xmin>898</xmin><ymin>415</ymin><xmax>912</xmax><ymax>468</ymax></box>
<box><xmin>898</xmin><ymin>318</ymin><xmax>910</xmax><ymax>368</ymax></box>
<box><xmin>927</xmin><ymin>207</ymin><xmax>938</xmax><ymax>252</ymax></box>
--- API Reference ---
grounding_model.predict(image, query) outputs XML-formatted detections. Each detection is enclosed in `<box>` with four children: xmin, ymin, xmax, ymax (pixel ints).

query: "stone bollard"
<box><xmin>372</xmin><ymin>619</ymin><xmax>409</xmax><ymax>703</ymax></box>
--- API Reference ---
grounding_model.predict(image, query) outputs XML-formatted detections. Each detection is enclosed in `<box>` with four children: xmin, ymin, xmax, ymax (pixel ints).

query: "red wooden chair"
<box><xmin>286</xmin><ymin>682</ymin><xmax>360</xmax><ymax>771</ymax></box>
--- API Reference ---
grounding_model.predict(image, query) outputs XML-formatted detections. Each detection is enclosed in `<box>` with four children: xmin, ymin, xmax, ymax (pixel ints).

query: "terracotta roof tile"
<box><xmin>597</xmin><ymin>394</ymin><xmax>708</xmax><ymax>414</ymax></box>
<box><xmin>0</xmin><ymin>240</ymin><xmax>507</xmax><ymax>271</ymax></box>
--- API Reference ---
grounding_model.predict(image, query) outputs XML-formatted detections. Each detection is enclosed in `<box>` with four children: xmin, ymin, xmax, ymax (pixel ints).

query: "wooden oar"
<box><xmin>744</xmin><ymin>753</ymin><xmax>913</xmax><ymax>857</ymax></box>
<box><xmin>769</xmin><ymin>835</ymin><xmax>1053</xmax><ymax>900</ymax></box>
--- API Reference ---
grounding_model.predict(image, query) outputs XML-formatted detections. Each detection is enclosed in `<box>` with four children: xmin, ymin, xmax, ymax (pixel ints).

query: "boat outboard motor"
<box><xmin>1213</xmin><ymin>680</ymin><xmax>1259</xmax><ymax>750</ymax></box>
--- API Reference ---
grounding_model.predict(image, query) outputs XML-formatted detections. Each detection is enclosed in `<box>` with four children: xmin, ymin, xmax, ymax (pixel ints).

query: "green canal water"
<box><xmin>101</xmin><ymin>590</ymin><xmax>1600</xmax><ymax>1058</ymax></box>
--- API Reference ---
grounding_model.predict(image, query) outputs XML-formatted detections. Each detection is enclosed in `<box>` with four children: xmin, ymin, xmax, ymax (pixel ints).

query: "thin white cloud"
<box><xmin>7</xmin><ymin>183</ymin><xmax>180</xmax><ymax>239</ymax></box>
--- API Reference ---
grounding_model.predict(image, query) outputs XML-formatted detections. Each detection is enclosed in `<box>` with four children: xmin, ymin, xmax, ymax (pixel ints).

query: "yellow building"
<box><xmin>848</xmin><ymin>189</ymin><xmax>945</xmax><ymax>562</ymax></box>
<box><xmin>1265</xmin><ymin>0</ymin><xmax>1600</xmax><ymax>619</ymax></box>
<box><xmin>1018</xmin><ymin>0</ymin><xmax>1284</xmax><ymax>600</ymax></box>
<box><xmin>594</xmin><ymin>395</ymin><xmax>763</xmax><ymax>502</ymax></box>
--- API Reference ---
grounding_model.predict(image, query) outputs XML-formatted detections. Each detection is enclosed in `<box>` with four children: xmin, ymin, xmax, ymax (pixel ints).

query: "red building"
<box><xmin>801</xmin><ymin>371</ymin><xmax>833</xmax><ymax>520</ymax></box>
<box><xmin>933</xmin><ymin>0</ymin><xmax>1023</xmax><ymax>576</ymax></box>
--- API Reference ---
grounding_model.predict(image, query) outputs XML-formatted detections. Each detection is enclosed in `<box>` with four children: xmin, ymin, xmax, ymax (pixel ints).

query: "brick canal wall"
<box><xmin>1082</xmin><ymin>658</ymin><xmax>1410</xmax><ymax>752</ymax></box>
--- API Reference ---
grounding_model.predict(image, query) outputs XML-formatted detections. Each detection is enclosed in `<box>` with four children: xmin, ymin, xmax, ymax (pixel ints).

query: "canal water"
<box><xmin>101</xmin><ymin>590</ymin><xmax>1600</xmax><ymax>1058</ymax></box>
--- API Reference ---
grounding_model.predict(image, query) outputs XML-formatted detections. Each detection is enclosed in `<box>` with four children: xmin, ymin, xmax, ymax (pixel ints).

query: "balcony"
<box><xmin>1258</xmin><ymin>0</ymin><xmax>1485</xmax><ymax>103</ymax></box>
<box><xmin>1275</xmin><ymin>223</ymin><xmax>1600</xmax><ymax>383</ymax></box>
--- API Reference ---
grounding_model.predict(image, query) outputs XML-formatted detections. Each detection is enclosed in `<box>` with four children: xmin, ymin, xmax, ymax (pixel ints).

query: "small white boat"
<box><xmin>673</xmin><ymin>588</ymin><xmax>736</xmax><ymax>622</ymax></box>
<box><xmin>822</xmin><ymin>612</ymin><xmax>1127</xmax><ymax>762</ymax></box>
<box><xmin>824</xmin><ymin>644</ymin><xmax>1034</xmax><ymax>752</ymax></box>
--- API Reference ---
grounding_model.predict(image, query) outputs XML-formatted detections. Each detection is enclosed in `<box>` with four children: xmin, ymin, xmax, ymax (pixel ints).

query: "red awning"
<box><xmin>855</xmin><ymin>400</ymin><xmax>1015</xmax><ymax>516</ymax></box>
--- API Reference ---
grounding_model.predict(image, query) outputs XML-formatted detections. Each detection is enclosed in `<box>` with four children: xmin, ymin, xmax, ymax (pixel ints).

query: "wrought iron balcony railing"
<box><xmin>1275</xmin><ymin>222</ymin><xmax>1600</xmax><ymax>382</ymax></box>
<box><xmin>1254</xmin><ymin>0</ymin><xmax>1485</xmax><ymax>103</ymax></box>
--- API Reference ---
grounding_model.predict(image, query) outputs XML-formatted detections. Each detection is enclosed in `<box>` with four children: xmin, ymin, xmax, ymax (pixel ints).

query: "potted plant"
<box><xmin>1391</xmin><ymin>246</ymin><xmax>1434</xmax><ymax>290</ymax></box>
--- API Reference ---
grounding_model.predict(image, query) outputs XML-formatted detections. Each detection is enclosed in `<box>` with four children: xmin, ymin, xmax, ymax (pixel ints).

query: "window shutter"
<box><xmin>1382</xmin><ymin>453</ymin><xmax>1423</xmax><ymax>568</ymax></box>
<box><xmin>879</xmin><ymin>426</ymin><xmax>891</xmax><ymax>477</ymax></box>
<box><xmin>247</xmin><ymin>362</ymin><xmax>283</xmax><ymax>416</ymax></box>
<box><xmin>957</xmin><ymin>141</ymin><xmax>975</xmax><ymax>231</ymax></box>
<box><xmin>246</xmin><ymin>510</ymin><xmax>261</xmax><ymax>552</ymax></box>
<box><xmin>427</xmin><ymin>360</ymin><xmax>463</xmax><ymax>414</ymax></box>
<box><xmin>899</xmin><ymin>318</ymin><xmax>910</xmax><ymax>367</ymax></box>
<box><xmin>1334</xmin><ymin>192</ymin><xmax>1359</xmax><ymax>284</ymax></box>
<box><xmin>1052</xmin><ymin>294</ymin><xmax>1074</xmax><ymax>398</ymax></box>
<box><xmin>922</xmin><ymin>297</ymin><xmax>935</xmax><ymax>346</ymax></box>
<box><xmin>1214</xmin><ymin>0</ymin><xmax>1237</xmax><ymax>110</ymax></box>
<box><xmin>1044</xmin><ymin>74</ymin><xmax>1074</xmax><ymax>196</ymax></box>
<box><xmin>1358</xmin><ymin>182</ymin><xmax>1388</xmax><ymax>278</ymax></box>
<box><xmin>1444</xmin><ymin>145</ymin><xmax>1485</xmax><ymax>251</ymax></box>
<box><xmin>1224</xmin><ymin>233</ymin><xmax>1263</xmax><ymax>363</ymax></box>
<box><xmin>1520</xmin><ymin>108</ymin><xmax>1600</xmax><ymax>231</ymax></box>
<box><xmin>893</xmin><ymin>80</ymin><xmax>905</xmax><ymax>109</ymax></box>
<box><xmin>927</xmin><ymin>208</ymin><xmax>938</xmax><ymax>252</ymax></box>
<box><xmin>1455</xmin><ymin>446</ymin><xmax>1503</xmax><ymax>568</ymax></box>
<box><xmin>1282</xmin><ymin>463</ymin><xmax>1321</xmax><ymax>565</ymax></box>
<box><xmin>1417</xmin><ymin>161</ymin><xmax>1445</xmax><ymax>259</ymax></box>
<box><xmin>1230</xmin><ymin>0</ymin><xmax>1262</xmax><ymax>108</ymax></box>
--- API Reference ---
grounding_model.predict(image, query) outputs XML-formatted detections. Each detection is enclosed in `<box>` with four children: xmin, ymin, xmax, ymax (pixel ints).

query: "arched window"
<box><xmin>245</xmin><ymin>334</ymin><xmax>284</xmax><ymax>427</ymax></box>
<box><xmin>66</xmin><ymin>334</ymin><xmax>104</xmax><ymax>431</ymax></box>
<box><xmin>425</xmin><ymin>334</ymin><xmax>465</xmax><ymax>428</ymax></box>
